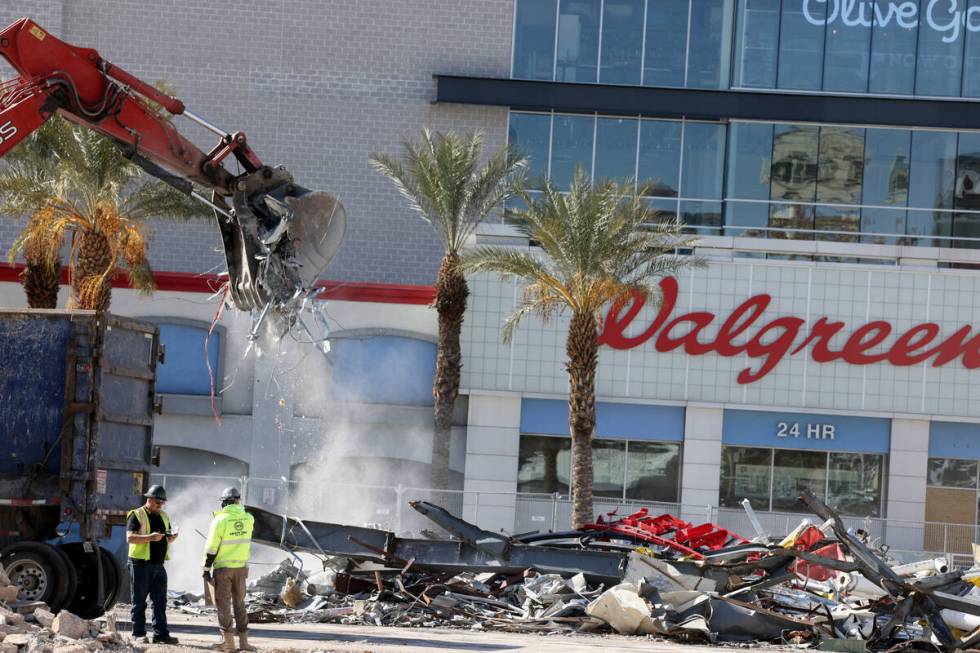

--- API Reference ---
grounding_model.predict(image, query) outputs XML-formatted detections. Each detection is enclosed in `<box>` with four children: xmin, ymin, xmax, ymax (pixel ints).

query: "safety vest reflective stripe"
<box><xmin>127</xmin><ymin>508</ymin><xmax>170</xmax><ymax>561</ymax></box>
<box><xmin>219</xmin><ymin>539</ymin><xmax>251</xmax><ymax>546</ymax></box>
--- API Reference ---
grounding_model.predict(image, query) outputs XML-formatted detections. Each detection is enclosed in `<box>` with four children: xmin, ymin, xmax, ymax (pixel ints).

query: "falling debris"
<box><xmin>164</xmin><ymin>495</ymin><xmax>980</xmax><ymax>650</ymax></box>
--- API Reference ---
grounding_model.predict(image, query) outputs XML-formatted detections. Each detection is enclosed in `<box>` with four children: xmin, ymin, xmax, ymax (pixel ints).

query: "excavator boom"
<box><xmin>0</xmin><ymin>18</ymin><xmax>346</xmax><ymax>334</ymax></box>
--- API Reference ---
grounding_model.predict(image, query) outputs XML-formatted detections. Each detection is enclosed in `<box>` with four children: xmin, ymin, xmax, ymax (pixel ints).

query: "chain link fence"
<box><xmin>150</xmin><ymin>472</ymin><xmax>977</xmax><ymax>559</ymax></box>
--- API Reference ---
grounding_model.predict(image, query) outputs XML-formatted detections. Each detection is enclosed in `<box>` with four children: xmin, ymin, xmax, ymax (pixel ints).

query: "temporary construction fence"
<box><xmin>152</xmin><ymin>473</ymin><xmax>976</xmax><ymax>562</ymax></box>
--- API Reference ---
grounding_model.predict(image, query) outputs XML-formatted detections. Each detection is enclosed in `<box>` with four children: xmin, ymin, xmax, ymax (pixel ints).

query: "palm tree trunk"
<box><xmin>21</xmin><ymin>259</ymin><xmax>61</xmax><ymax>308</ymax></box>
<box><xmin>567</xmin><ymin>309</ymin><xmax>598</xmax><ymax>529</ymax></box>
<box><xmin>431</xmin><ymin>252</ymin><xmax>468</xmax><ymax>491</ymax></box>
<box><xmin>68</xmin><ymin>230</ymin><xmax>113</xmax><ymax>312</ymax></box>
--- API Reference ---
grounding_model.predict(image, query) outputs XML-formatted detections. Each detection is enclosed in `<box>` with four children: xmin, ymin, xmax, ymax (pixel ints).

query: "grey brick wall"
<box><xmin>1</xmin><ymin>1</ymin><xmax>513</xmax><ymax>284</ymax></box>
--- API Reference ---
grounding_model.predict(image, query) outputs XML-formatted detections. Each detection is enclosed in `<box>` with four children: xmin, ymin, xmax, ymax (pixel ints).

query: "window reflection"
<box><xmin>772</xmin><ymin>450</ymin><xmax>827</xmax><ymax>512</ymax></box>
<box><xmin>862</xmin><ymin>129</ymin><xmax>911</xmax><ymax>207</ymax></box>
<box><xmin>518</xmin><ymin>435</ymin><xmax>571</xmax><ymax>493</ymax></box>
<box><xmin>600</xmin><ymin>0</ymin><xmax>645</xmax><ymax>84</ymax></box>
<box><xmin>508</xmin><ymin>113</ymin><xmax>552</xmax><ymax>191</ymax></box>
<box><xmin>964</xmin><ymin>0</ymin><xmax>980</xmax><ymax>97</ymax></box>
<box><xmin>720</xmin><ymin>446</ymin><xmax>771</xmax><ymax>510</ymax></box>
<box><xmin>928</xmin><ymin>457</ymin><xmax>979</xmax><ymax>489</ymax></box>
<box><xmin>556</xmin><ymin>0</ymin><xmax>601</xmax><ymax>82</ymax></box>
<box><xmin>909</xmin><ymin>131</ymin><xmax>957</xmax><ymax>210</ymax></box>
<box><xmin>638</xmin><ymin>119</ymin><xmax>682</xmax><ymax>196</ymax></box>
<box><xmin>681</xmin><ymin>201</ymin><xmax>723</xmax><ymax>235</ymax></box>
<box><xmin>771</xmin><ymin>124</ymin><xmax>819</xmax><ymax>201</ymax></box>
<box><xmin>687</xmin><ymin>0</ymin><xmax>734</xmax><ymax>89</ymax></box>
<box><xmin>861</xmin><ymin>208</ymin><xmax>907</xmax><ymax>245</ymax></box>
<box><xmin>828</xmin><ymin>453</ymin><xmax>883</xmax><ymax>518</ymax></box>
<box><xmin>593</xmin><ymin>440</ymin><xmax>626</xmax><ymax>498</ymax></box>
<box><xmin>644</xmin><ymin>0</ymin><xmax>688</xmax><ymax>87</ymax></box>
<box><xmin>817</xmin><ymin>127</ymin><xmax>865</xmax><ymax>205</ymax></box>
<box><xmin>770</xmin><ymin>203</ymin><xmax>814</xmax><ymax>240</ymax></box>
<box><xmin>550</xmin><ymin>114</ymin><xmax>594</xmax><ymax>189</ymax></box>
<box><xmin>681</xmin><ymin>122</ymin><xmax>726</xmax><ymax>199</ymax></box>
<box><xmin>734</xmin><ymin>0</ymin><xmax>779</xmax><ymax>88</ymax></box>
<box><xmin>595</xmin><ymin>117</ymin><xmax>638</xmax><ymax>183</ymax></box>
<box><xmin>869</xmin><ymin>2</ymin><xmax>918</xmax><ymax>94</ymax></box>
<box><xmin>513</xmin><ymin>0</ymin><xmax>559</xmax><ymax>80</ymax></box>
<box><xmin>626</xmin><ymin>442</ymin><xmax>681</xmax><ymax>502</ymax></box>
<box><xmin>777</xmin><ymin>0</ymin><xmax>825</xmax><ymax>90</ymax></box>
<box><xmin>815</xmin><ymin>207</ymin><xmax>860</xmax><ymax>243</ymax></box>
<box><xmin>822</xmin><ymin>3</ymin><xmax>871</xmax><ymax>92</ymax></box>
<box><xmin>916</xmin><ymin>0</ymin><xmax>966</xmax><ymax>97</ymax></box>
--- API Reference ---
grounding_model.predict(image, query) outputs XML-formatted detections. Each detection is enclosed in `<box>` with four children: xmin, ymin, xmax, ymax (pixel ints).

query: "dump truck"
<box><xmin>0</xmin><ymin>310</ymin><xmax>161</xmax><ymax>617</ymax></box>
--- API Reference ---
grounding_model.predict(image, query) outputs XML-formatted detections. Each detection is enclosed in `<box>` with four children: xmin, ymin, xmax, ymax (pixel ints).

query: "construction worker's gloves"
<box><xmin>202</xmin><ymin>568</ymin><xmax>212</xmax><ymax>581</ymax></box>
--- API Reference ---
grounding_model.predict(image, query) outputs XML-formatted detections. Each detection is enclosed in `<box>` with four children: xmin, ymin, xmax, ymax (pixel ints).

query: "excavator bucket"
<box><xmin>213</xmin><ymin>166</ymin><xmax>347</xmax><ymax>337</ymax></box>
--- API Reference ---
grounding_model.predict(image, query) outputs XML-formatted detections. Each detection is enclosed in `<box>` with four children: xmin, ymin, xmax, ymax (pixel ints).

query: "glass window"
<box><xmin>593</xmin><ymin>440</ymin><xmax>626</xmax><ymax>498</ymax></box>
<box><xmin>777</xmin><ymin>0</ymin><xmax>825</xmax><ymax>90</ymax></box>
<box><xmin>862</xmin><ymin>128</ymin><xmax>911</xmax><ymax>207</ymax></box>
<box><xmin>770</xmin><ymin>203</ymin><xmax>814</xmax><ymax>240</ymax></box>
<box><xmin>861</xmin><ymin>208</ymin><xmax>907</xmax><ymax>245</ymax></box>
<box><xmin>725</xmin><ymin>122</ymin><xmax>773</xmax><ymax>236</ymax></box>
<box><xmin>868</xmin><ymin>2</ymin><xmax>918</xmax><ymax>95</ymax></box>
<box><xmin>600</xmin><ymin>0</ymin><xmax>645</xmax><ymax>84</ymax></box>
<box><xmin>815</xmin><ymin>206</ymin><xmax>860</xmax><ymax>242</ymax></box>
<box><xmin>956</xmin><ymin>131</ymin><xmax>980</xmax><ymax>211</ymax></box>
<box><xmin>556</xmin><ymin>0</ymin><xmax>601</xmax><ymax>82</ymax></box>
<box><xmin>644</xmin><ymin>0</ymin><xmax>688</xmax><ymax>87</ymax></box>
<box><xmin>927</xmin><ymin>457</ymin><xmax>979</xmax><ymax>488</ymax></box>
<box><xmin>513</xmin><ymin>0</ymin><xmax>559</xmax><ymax>80</ymax></box>
<box><xmin>508</xmin><ymin>113</ymin><xmax>552</xmax><ymax>191</ymax></box>
<box><xmin>772</xmin><ymin>450</ymin><xmax>827</xmax><ymax>512</ymax></box>
<box><xmin>594</xmin><ymin>117</ymin><xmax>639</xmax><ymax>183</ymax></box>
<box><xmin>909</xmin><ymin>130</ymin><xmax>957</xmax><ymax>210</ymax></box>
<box><xmin>953</xmin><ymin>212</ymin><xmax>980</xmax><ymax>248</ymax></box>
<box><xmin>550</xmin><ymin>114</ymin><xmax>594</xmax><ymax>189</ymax></box>
<box><xmin>964</xmin><ymin>0</ymin><xmax>980</xmax><ymax>97</ymax></box>
<box><xmin>733</xmin><ymin>0</ymin><xmax>780</xmax><ymax>88</ymax></box>
<box><xmin>681</xmin><ymin>200</ymin><xmax>723</xmax><ymax>234</ymax></box>
<box><xmin>638</xmin><ymin>119</ymin><xmax>682</xmax><ymax>196</ymax></box>
<box><xmin>828</xmin><ymin>453</ymin><xmax>884</xmax><ymax>518</ymax></box>
<box><xmin>517</xmin><ymin>435</ymin><xmax>571</xmax><ymax>493</ymax></box>
<box><xmin>817</xmin><ymin>127</ymin><xmax>865</xmax><ymax>205</ymax></box>
<box><xmin>915</xmin><ymin>0</ymin><xmax>966</xmax><ymax>97</ymax></box>
<box><xmin>771</xmin><ymin>124</ymin><xmax>819</xmax><ymax>202</ymax></box>
<box><xmin>626</xmin><ymin>442</ymin><xmax>681</xmax><ymax>502</ymax></box>
<box><xmin>645</xmin><ymin>197</ymin><xmax>679</xmax><ymax>223</ymax></box>
<box><xmin>681</xmin><ymin>122</ymin><xmax>726</xmax><ymax>199</ymax></box>
<box><xmin>720</xmin><ymin>446</ymin><xmax>771</xmax><ymax>510</ymax></box>
<box><xmin>822</xmin><ymin>3</ymin><xmax>871</xmax><ymax>92</ymax></box>
<box><xmin>687</xmin><ymin>0</ymin><xmax>734</xmax><ymax>89</ymax></box>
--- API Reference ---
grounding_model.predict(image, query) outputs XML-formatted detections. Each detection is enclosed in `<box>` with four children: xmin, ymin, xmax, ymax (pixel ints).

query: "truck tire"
<box><xmin>48</xmin><ymin>545</ymin><xmax>78</xmax><ymax>612</ymax></box>
<box><xmin>0</xmin><ymin>542</ymin><xmax>73</xmax><ymax>610</ymax></box>
<box><xmin>59</xmin><ymin>543</ymin><xmax>121</xmax><ymax>619</ymax></box>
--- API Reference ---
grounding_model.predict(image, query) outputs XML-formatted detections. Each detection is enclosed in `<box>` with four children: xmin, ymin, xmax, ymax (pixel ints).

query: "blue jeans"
<box><xmin>129</xmin><ymin>561</ymin><xmax>169</xmax><ymax>638</ymax></box>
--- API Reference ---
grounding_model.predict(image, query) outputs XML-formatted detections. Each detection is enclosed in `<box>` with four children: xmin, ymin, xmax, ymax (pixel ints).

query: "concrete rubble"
<box><xmin>166</xmin><ymin>492</ymin><xmax>980</xmax><ymax>650</ymax></box>
<box><xmin>0</xmin><ymin>564</ymin><xmax>127</xmax><ymax>653</ymax></box>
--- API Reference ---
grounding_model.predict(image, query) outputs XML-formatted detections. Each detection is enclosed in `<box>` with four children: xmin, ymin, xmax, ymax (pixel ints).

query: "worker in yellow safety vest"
<box><xmin>126</xmin><ymin>485</ymin><xmax>179</xmax><ymax>644</ymax></box>
<box><xmin>202</xmin><ymin>486</ymin><xmax>255</xmax><ymax>652</ymax></box>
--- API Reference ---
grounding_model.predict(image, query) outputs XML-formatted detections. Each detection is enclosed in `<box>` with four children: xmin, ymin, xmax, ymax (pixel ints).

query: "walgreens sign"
<box><xmin>599</xmin><ymin>277</ymin><xmax>980</xmax><ymax>385</ymax></box>
<box><xmin>804</xmin><ymin>0</ymin><xmax>980</xmax><ymax>43</ymax></box>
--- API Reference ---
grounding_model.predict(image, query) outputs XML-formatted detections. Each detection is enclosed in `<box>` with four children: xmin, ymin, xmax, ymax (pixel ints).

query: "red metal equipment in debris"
<box><xmin>582</xmin><ymin>508</ymin><xmax>751</xmax><ymax>559</ymax></box>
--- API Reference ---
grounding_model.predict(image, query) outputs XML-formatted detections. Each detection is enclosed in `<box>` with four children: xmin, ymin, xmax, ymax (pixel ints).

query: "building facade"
<box><xmin>3</xmin><ymin>1</ymin><xmax>980</xmax><ymax>555</ymax></box>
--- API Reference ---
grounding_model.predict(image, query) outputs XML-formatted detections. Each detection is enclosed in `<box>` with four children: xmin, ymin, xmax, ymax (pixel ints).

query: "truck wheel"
<box><xmin>59</xmin><ymin>543</ymin><xmax>120</xmax><ymax>619</ymax></box>
<box><xmin>0</xmin><ymin>542</ymin><xmax>72</xmax><ymax>610</ymax></box>
<box><xmin>48</xmin><ymin>545</ymin><xmax>78</xmax><ymax>612</ymax></box>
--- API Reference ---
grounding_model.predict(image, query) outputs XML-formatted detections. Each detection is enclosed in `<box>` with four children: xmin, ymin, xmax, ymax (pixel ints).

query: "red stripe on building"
<box><xmin>0</xmin><ymin>264</ymin><xmax>435</xmax><ymax>305</ymax></box>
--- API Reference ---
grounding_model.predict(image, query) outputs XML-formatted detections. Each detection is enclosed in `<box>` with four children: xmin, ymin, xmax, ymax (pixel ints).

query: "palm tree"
<box><xmin>461</xmin><ymin>171</ymin><xmax>702</xmax><ymax>528</ymax></box>
<box><xmin>370</xmin><ymin>130</ymin><xmax>526</xmax><ymax>490</ymax></box>
<box><xmin>1</xmin><ymin>115</ymin><xmax>204</xmax><ymax>311</ymax></box>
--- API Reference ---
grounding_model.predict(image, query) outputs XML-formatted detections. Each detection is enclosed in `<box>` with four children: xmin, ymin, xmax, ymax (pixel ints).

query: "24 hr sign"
<box><xmin>598</xmin><ymin>277</ymin><xmax>980</xmax><ymax>385</ymax></box>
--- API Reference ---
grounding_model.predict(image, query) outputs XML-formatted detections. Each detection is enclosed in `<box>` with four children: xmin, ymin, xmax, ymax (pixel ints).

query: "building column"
<box><xmin>462</xmin><ymin>393</ymin><xmax>521</xmax><ymax>532</ymax></box>
<box><xmin>680</xmin><ymin>405</ymin><xmax>724</xmax><ymax>523</ymax></box>
<box><xmin>886</xmin><ymin>418</ymin><xmax>929</xmax><ymax>551</ymax></box>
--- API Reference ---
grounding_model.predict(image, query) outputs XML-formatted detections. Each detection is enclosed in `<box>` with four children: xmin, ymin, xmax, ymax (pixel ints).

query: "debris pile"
<box><xmin>0</xmin><ymin>565</ymin><xmax>128</xmax><ymax>653</ymax></box>
<box><xmin>173</xmin><ymin>492</ymin><xmax>980</xmax><ymax>649</ymax></box>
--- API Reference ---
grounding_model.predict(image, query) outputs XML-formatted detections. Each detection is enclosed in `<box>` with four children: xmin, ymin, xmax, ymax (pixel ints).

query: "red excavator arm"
<box><xmin>0</xmin><ymin>18</ymin><xmax>346</xmax><ymax>335</ymax></box>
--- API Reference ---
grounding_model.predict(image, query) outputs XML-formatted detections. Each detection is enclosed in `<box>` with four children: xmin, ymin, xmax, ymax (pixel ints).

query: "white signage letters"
<box><xmin>776</xmin><ymin>421</ymin><xmax>836</xmax><ymax>440</ymax></box>
<box><xmin>803</xmin><ymin>0</ymin><xmax>980</xmax><ymax>43</ymax></box>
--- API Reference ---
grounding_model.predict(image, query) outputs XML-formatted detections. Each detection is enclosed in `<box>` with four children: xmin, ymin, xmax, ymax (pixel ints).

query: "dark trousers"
<box><xmin>129</xmin><ymin>561</ymin><xmax>169</xmax><ymax>638</ymax></box>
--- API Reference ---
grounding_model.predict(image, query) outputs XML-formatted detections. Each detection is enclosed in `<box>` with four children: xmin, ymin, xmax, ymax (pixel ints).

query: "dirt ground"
<box><xmin>116</xmin><ymin>607</ymin><xmax>755</xmax><ymax>653</ymax></box>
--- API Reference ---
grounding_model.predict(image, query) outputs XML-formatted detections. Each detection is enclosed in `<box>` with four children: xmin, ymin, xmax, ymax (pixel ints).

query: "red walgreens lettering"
<box><xmin>597</xmin><ymin>277</ymin><xmax>980</xmax><ymax>384</ymax></box>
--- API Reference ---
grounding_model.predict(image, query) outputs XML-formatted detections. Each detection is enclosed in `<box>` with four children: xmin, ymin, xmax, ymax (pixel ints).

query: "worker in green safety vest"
<box><xmin>202</xmin><ymin>486</ymin><xmax>255</xmax><ymax>652</ymax></box>
<box><xmin>126</xmin><ymin>485</ymin><xmax>179</xmax><ymax>645</ymax></box>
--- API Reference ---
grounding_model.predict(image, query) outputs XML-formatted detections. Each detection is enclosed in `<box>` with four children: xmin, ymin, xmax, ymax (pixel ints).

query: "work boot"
<box><xmin>211</xmin><ymin>632</ymin><xmax>236</xmax><ymax>652</ymax></box>
<box><xmin>239</xmin><ymin>631</ymin><xmax>257</xmax><ymax>651</ymax></box>
<box><xmin>152</xmin><ymin>635</ymin><xmax>179</xmax><ymax>645</ymax></box>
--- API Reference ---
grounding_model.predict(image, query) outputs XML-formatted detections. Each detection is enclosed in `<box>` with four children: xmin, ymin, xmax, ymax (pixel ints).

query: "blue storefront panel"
<box><xmin>723</xmin><ymin>409</ymin><xmax>891</xmax><ymax>453</ymax></box>
<box><xmin>520</xmin><ymin>398</ymin><xmax>685</xmax><ymax>441</ymax></box>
